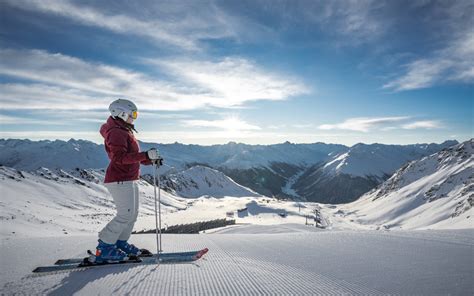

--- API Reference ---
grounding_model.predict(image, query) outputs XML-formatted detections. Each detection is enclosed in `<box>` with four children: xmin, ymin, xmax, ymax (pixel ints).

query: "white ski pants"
<box><xmin>99</xmin><ymin>180</ymin><xmax>139</xmax><ymax>244</ymax></box>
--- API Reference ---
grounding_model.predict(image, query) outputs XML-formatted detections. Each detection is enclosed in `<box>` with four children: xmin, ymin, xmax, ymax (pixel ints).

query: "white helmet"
<box><xmin>109</xmin><ymin>99</ymin><xmax>138</xmax><ymax>122</ymax></box>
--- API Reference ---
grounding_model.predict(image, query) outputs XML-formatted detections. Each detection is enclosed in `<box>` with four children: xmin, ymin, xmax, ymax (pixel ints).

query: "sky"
<box><xmin>0</xmin><ymin>0</ymin><xmax>473</xmax><ymax>146</ymax></box>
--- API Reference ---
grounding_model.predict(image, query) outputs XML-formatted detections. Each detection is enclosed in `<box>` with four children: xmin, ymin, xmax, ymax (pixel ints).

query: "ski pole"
<box><xmin>157</xmin><ymin>162</ymin><xmax>162</xmax><ymax>253</ymax></box>
<box><xmin>153</xmin><ymin>161</ymin><xmax>160</xmax><ymax>261</ymax></box>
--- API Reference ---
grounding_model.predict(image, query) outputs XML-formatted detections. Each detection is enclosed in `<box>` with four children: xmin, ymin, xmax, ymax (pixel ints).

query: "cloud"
<box><xmin>0</xmin><ymin>131</ymin><xmax>101</xmax><ymax>142</ymax></box>
<box><xmin>292</xmin><ymin>124</ymin><xmax>315</xmax><ymax>129</ymax></box>
<box><xmin>382</xmin><ymin>59</ymin><xmax>452</xmax><ymax>91</ymax></box>
<box><xmin>0</xmin><ymin>114</ymin><xmax>66</xmax><ymax>125</ymax></box>
<box><xmin>402</xmin><ymin>120</ymin><xmax>442</xmax><ymax>130</ymax></box>
<box><xmin>319</xmin><ymin>116</ymin><xmax>445</xmax><ymax>132</ymax></box>
<box><xmin>0</xmin><ymin>83</ymin><xmax>108</xmax><ymax>110</ymax></box>
<box><xmin>258</xmin><ymin>0</ymin><xmax>389</xmax><ymax>44</ymax></box>
<box><xmin>383</xmin><ymin>32</ymin><xmax>474</xmax><ymax>91</ymax></box>
<box><xmin>182</xmin><ymin>117</ymin><xmax>261</xmax><ymax>131</ymax></box>
<box><xmin>319</xmin><ymin>116</ymin><xmax>409</xmax><ymax>132</ymax></box>
<box><xmin>329</xmin><ymin>0</ymin><xmax>387</xmax><ymax>41</ymax></box>
<box><xmin>383</xmin><ymin>1</ymin><xmax>474</xmax><ymax>91</ymax></box>
<box><xmin>0</xmin><ymin>49</ymin><xmax>306</xmax><ymax>111</ymax></box>
<box><xmin>154</xmin><ymin>57</ymin><xmax>309</xmax><ymax>107</ymax></box>
<box><xmin>3</xmin><ymin>0</ymin><xmax>243</xmax><ymax>50</ymax></box>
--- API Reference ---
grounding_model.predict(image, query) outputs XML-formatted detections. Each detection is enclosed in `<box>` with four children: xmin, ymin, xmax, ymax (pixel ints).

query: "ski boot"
<box><xmin>116</xmin><ymin>240</ymin><xmax>152</xmax><ymax>257</ymax></box>
<box><xmin>94</xmin><ymin>239</ymin><xmax>129</xmax><ymax>263</ymax></box>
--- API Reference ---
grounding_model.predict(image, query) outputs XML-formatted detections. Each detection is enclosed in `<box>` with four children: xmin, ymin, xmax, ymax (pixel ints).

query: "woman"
<box><xmin>96</xmin><ymin>98</ymin><xmax>162</xmax><ymax>262</ymax></box>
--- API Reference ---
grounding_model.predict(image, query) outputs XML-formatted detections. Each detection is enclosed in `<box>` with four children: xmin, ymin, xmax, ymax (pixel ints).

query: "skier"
<box><xmin>96</xmin><ymin>98</ymin><xmax>162</xmax><ymax>262</ymax></box>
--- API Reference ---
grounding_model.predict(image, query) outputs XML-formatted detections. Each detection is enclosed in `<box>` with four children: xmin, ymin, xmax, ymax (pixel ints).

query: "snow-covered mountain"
<box><xmin>0</xmin><ymin>138</ymin><xmax>345</xmax><ymax>171</ymax></box>
<box><xmin>321</xmin><ymin>141</ymin><xmax>458</xmax><ymax>180</ymax></box>
<box><xmin>161</xmin><ymin>165</ymin><xmax>260</xmax><ymax>198</ymax></box>
<box><xmin>293</xmin><ymin>140</ymin><xmax>458</xmax><ymax>203</ymax></box>
<box><xmin>1</xmin><ymin>140</ymin><xmax>471</xmax><ymax>240</ymax></box>
<box><xmin>338</xmin><ymin>139</ymin><xmax>473</xmax><ymax>229</ymax></box>
<box><xmin>0</xmin><ymin>138</ymin><xmax>347</xmax><ymax>198</ymax></box>
<box><xmin>0</xmin><ymin>138</ymin><xmax>459</xmax><ymax>202</ymax></box>
<box><xmin>0</xmin><ymin>139</ymin><xmax>108</xmax><ymax>170</ymax></box>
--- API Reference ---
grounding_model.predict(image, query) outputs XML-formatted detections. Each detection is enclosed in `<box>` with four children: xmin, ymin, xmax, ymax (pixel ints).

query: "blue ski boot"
<box><xmin>95</xmin><ymin>239</ymin><xmax>128</xmax><ymax>263</ymax></box>
<box><xmin>116</xmin><ymin>240</ymin><xmax>152</xmax><ymax>257</ymax></box>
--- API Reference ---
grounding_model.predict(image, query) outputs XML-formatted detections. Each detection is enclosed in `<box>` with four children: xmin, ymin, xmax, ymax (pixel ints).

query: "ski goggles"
<box><xmin>131</xmin><ymin>110</ymin><xmax>138</xmax><ymax>120</ymax></box>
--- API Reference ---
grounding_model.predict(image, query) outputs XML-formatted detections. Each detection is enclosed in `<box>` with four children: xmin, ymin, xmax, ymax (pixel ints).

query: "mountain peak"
<box><xmin>347</xmin><ymin>138</ymin><xmax>473</xmax><ymax>229</ymax></box>
<box><xmin>164</xmin><ymin>165</ymin><xmax>260</xmax><ymax>198</ymax></box>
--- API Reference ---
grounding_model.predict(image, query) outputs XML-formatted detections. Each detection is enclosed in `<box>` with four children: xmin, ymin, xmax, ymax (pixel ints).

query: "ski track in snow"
<box><xmin>2</xmin><ymin>227</ymin><xmax>473</xmax><ymax>295</ymax></box>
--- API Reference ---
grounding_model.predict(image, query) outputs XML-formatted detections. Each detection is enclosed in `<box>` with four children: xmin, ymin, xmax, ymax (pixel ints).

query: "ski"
<box><xmin>33</xmin><ymin>248</ymin><xmax>208</xmax><ymax>273</ymax></box>
<box><xmin>54</xmin><ymin>249</ymin><xmax>204</xmax><ymax>265</ymax></box>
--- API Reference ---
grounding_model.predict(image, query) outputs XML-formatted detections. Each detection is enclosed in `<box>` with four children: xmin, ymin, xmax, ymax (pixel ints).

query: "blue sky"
<box><xmin>0</xmin><ymin>0</ymin><xmax>472</xmax><ymax>145</ymax></box>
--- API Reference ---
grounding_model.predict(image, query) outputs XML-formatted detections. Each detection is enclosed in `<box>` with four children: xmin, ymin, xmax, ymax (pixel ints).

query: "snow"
<box><xmin>331</xmin><ymin>139</ymin><xmax>474</xmax><ymax>230</ymax></box>
<box><xmin>2</xmin><ymin>138</ymin><xmax>472</xmax><ymax>237</ymax></box>
<box><xmin>163</xmin><ymin>165</ymin><xmax>260</xmax><ymax>198</ymax></box>
<box><xmin>1</xmin><ymin>228</ymin><xmax>473</xmax><ymax>295</ymax></box>
<box><xmin>1</xmin><ymin>165</ymin><xmax>322</xmax><ymax>238</ymax></box>
<box><xmin>0</xmin><ymin>139</ymin><xmax>109</xmax><ymax>170</ymax></box>
<box><xmin>1</xmin><ymin>138</ymin><xmax>473</xmax><ymax>294</ymax></box>
<box><xmin>0</xmin><ymin>166</ymin><xmax>187</xmax><ymax>238</ymax></box>
<box><xmin>321</xmin><ymin>140</ymin><xmax>457</xmax><ymax>179</ymax></box>
<box><xmin>0</xmin><ymin>138</ymin><xmax>346</xmax><ymax>172</ymax></box>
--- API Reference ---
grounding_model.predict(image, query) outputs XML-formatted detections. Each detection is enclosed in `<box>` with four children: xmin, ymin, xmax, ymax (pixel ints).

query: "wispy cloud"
<box><xmin>3</xmin><ymin>0</ymin><xmax>242</xmax><ymax>50</ymax></box>
<box><xmin>319</xmin><ymin>116</ymin><xmax>409</xmax><ymax>132</ymax></box>
<box><xmin>182</xmin><ymin>117</ymin><xmax>261</xmax><ymax>131</ymax></box>
<box><xmin>292</xmin><ymin>123</ymin><xmax>315</xmax><ymax>129</ymax></box>
<box><xmin>0</xmin><ymin>49</ymin><xmax>306</xmax><ymax>111</ymax></box>
<box><xmin>262</xmin><ymin>0</ymin><xmax>389</xmax><ymax>45</ymax></box>
<box><xmin>0</xmin><ymin>114</ymin><xmax>66</xmax><ymax>125</ymax></box>
<box><xmin>1</xmin><ymin>83</ymin><xmax>107</xmax><ymax>110</ymax></box>
<box><xmin>383</xmin><ymin>1</ymin><xmax>474</xmax><ymax>92</ymax></box>
<box><xmin>329</xmin><ymin>0</ymin><xmax>387</xmax><ymax>42</ymax></box>
<box><xmin>154</xmin><ymin>57</ymin><xmax>309</xmax><ymax>107</ymax></box>
<box><xmin>0</xmin><ymin>131</ymin><xmax>101</xmax><ymax>142</ymax></box>
<box><xmin>319</xmin><ymin>116</ymin><xmax>445</xmax><ymax>132</ymax></box>
<box><xmin>383</xmin><ymin>32</ymin><xmax>474</xmax><ymax>91</ymax></box>
<box><xmin>382</xmin><ymin>59</ymin><xmax>452</xmax><ymax>91</ymax></box>
<box><xmin>402</xmin><ymin>120</ymin><xmax>442</xmax><ymax>130</ymax></box>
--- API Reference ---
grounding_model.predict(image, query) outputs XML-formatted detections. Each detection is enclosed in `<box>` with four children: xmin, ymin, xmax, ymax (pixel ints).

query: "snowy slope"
<box><xmin>321</xmin><ymin>140</ymin><xmax>458</xmax><ymax>180</ymax></box>
<box><xmin>0</xmin><ymin>166</ymin><xmax>187</xmax><ymax>238</ymax></box>
<box><xmin>161</xmin><ymin>165</ymin><xmax>260</xmax><ymax>198</ymax></box>
<box><xmin>1</xmin><ymin>229</ymin><xmax>473</xmax><ymax>295</ymax></box>
<box><xmin>1</xmin><ymin>165</ymin><xmax>324</xmax><ymax>238</ymax></box>
<box><xmin>336</xmin><ymin>139</ymin><xmax>473</xmax><ymax>230</ymax></box>
<box><xmin>294</xmin><ymin>140</ymin><xmax>458</xmax><ymax>203</ymax></box>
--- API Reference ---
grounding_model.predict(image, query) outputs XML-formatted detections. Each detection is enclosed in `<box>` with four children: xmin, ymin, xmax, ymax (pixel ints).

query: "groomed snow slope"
<box><xmin>2</xmin><ymin>227</ymin><xmax>473</xmax><ymax>295</ymax></box>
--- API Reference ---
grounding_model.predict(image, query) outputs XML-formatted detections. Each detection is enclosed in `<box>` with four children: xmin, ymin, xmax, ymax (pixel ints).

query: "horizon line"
<box><xmin>0</xmin><ymin>137</ymin><xmax>465</xmax><ymax>148</ymax></box>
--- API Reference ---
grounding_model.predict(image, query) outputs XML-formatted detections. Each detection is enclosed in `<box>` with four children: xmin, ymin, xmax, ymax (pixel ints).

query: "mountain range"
<box><xmin>338</xmin><ymin>139</ymin><xmax>473</xmax><ymax>229</ymax></box>
<box><xmin>0</xmin><ymin>138</ymin><xmax>459</xmax><ymax>203</ymax></box>
<box><xmin>1</xmin><ymin>139</ymin><xmax>471</xmax><ymax>238</ymax></box>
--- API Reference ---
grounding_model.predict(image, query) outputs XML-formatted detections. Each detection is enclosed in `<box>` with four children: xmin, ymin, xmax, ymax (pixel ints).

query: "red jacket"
<box><xmin>100</xmin><ymin>116</ymin><xmax>151</xmax><ymax>183</ymax></box>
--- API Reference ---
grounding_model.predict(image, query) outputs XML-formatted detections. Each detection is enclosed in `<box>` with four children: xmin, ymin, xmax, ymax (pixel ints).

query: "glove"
<box><xmin>153</xmin><ymin>157</ymin><xmax>164</xmax><ymax>167</ymax></box>
<box><xmin>146</xmin><ymin>148</ymin><xmax>160</xmax><ymax>160</ymax></box>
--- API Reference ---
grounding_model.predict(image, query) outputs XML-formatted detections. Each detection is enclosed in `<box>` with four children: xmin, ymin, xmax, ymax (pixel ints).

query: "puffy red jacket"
<box><xmin>100</xmin><ymin>116</ymin><xmax>151</xmax><ymax>183</ymax></box>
